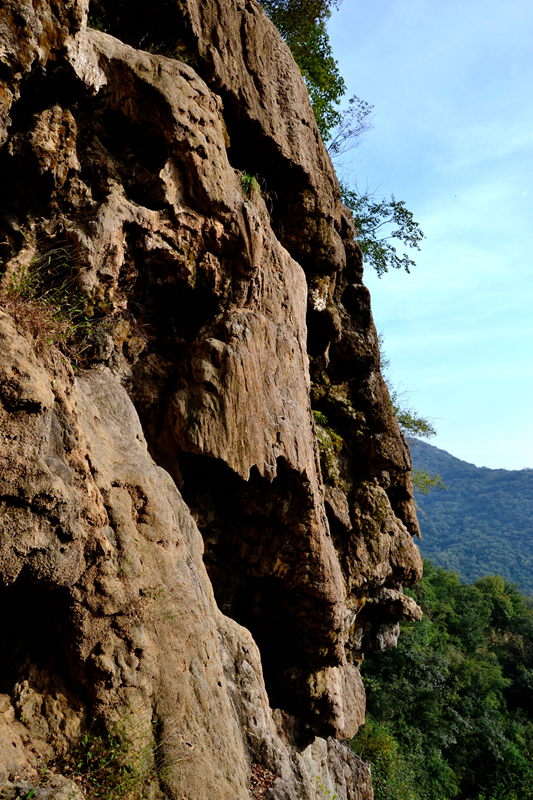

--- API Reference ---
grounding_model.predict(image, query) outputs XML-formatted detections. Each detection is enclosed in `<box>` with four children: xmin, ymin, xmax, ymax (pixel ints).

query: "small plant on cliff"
<box><xmin>0</xmin><ymin>247</ymin><xmax>102</xmax><ymax>364</ymax></box>
<box><xmin>327</xmin><ymin>94</ymin><xmax>374</xmax><ymax>158</ymax></box>
<box><xmin>68</xmin><ymin>717</ymin><xmax>163</xmax><ymax>800</ymax></box>
<box><xmin>410</xmin><ymin>469</ymin><xmax>446</xmax><ymax>495</ymax></box>
<box><xmin>341</xmin><ymin>187</ymin><xmax>425</xmax><ymax>277</ymax></box>
<box><xmin>393</xmin><ymin>396</ymin><xmax>445</xmax><ymax>495</ymax></box>
<box><xmin>314</xmin><ymin>775</ymin><xmax>338</xmax><ymax>800</ymax></box>
<box><xmin>239</xmin><ymin>171</ymin><xmax>261</xmax><ymax>198</ymax></box>
<box><xmin>312</xmin><ymin>409</ymin><xmax>345</xmax><ymax>487</ymax></box>
<box><xmin>379</xmin><ymin>336</ymin><xmax>445</xmax><ymax>495</ymax></box>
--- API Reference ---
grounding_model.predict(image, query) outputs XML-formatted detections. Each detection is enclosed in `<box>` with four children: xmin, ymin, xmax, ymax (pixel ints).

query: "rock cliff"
<box><xmin>0</xmin><ymin>1</ymin><xmax>422</xmax><ymax>798</ymax></box>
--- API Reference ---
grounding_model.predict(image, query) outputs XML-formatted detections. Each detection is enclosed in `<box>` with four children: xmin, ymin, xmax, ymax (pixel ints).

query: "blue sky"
<box><xmin>328</xmin><ymin>0</ymin><xmax>533</xmax><ymax>469</ymax></box>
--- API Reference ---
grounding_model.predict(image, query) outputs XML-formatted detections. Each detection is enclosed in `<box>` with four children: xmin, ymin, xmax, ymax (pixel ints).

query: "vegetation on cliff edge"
<box><xmin>259</xmin><ymin>0</ymin><xmax>425</xmax><ymax>277</ymax></box>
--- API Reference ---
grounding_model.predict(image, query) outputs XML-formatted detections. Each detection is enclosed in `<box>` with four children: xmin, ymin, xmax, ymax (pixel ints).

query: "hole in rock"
<box><xmin>124</xmin><ymin>228</ymin><xmax>221</xmax><ymax>348</ymax></box>
<box><xmin>94</xmin><ymin>108</ymin><xmax>170</xmax><ymax>210</ymax></box>
<box><xmin>0</xmin><ymin>63</ymin><xmax>88</xmax><ymax>224</ymax></box>
<box><xmin>220</xmin><ymin>95</ymin><xmax>337</xmax><ymax>277</ymax></box>
<box><xmin>0</xmin><ymin>576</ymin><xmax>79</xmax><ymax>697</ymax></box>
<box><xmin>87</xmin><ymin>0</ymin><xmax>192</xmax><ymax>58</ymax></box>
<box><xmin>0</xmin><ymin>151</ymin><xmax>53</xmax><ymax>221</ymax></box>
<box><xmin>223</xmin><ymin>109</ymin><xmax>303</xmax><ymax>235</ymax></box>
<box><xmin>173</xmin><ymin>452</ymin><xmax>340</xmax><ymax>724</ymax></box>
<box><xmin>306</xmin><ymin>307</ymin><xmax>341</xmax><ymax>358</ymax></box>
<box><xmin>231</xmin><ymin>575</ymin><xmax>304</xmax><ymax>709</ymax></box>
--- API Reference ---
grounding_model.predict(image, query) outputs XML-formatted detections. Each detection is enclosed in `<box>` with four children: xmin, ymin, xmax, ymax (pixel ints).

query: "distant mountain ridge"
<box><xmin>409</xmin><ymin>438</ymin><xmax>533</xmax><ymax>595</ymax></box>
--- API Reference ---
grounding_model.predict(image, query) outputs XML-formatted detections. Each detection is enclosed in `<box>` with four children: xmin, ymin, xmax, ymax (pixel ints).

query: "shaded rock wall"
<box><xmin>0</xmin><ymin>1</ymin><xmax>422</xmax><ymax>798</ymax></box>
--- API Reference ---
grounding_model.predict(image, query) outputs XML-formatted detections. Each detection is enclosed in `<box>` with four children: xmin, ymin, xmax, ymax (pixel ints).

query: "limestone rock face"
<box><xmin>0</xmin><ymin>1</ymin><xmax>422</xmax><ymax>798</ymax></box>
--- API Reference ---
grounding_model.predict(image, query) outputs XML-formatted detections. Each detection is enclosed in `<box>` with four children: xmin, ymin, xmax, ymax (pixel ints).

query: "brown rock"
<box><xmin>0</xmin><ymin>0</ymin><xmax>423</xmax><ymax>797</ymax></box>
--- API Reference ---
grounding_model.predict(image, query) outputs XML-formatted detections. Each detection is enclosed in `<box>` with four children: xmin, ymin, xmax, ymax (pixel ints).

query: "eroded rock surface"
<box><xmin>0</xmin><ymin>1</ymin><xmax>422</xmax><ymax>798</ymax></box>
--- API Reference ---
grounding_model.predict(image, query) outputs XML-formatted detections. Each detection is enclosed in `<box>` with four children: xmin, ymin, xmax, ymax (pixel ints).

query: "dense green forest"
<box><xmin>409</xmin><ymin>438</ymin><xmax>533</xmax><ymax>595</ymax></box>
<box><xmin>350</xmin><ymin>561</ymin><xmax>533</xmax><ymax>800</ymax></box>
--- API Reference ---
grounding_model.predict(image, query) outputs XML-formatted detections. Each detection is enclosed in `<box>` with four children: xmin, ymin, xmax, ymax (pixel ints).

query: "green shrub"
<box><xmin>239</xmin><ymin>172</ymin><xmax>261</xmax><ymax>198</ymax></box>
<box><xmin>259</xmin><ymin>0</ymin><xmax>345</xmax><ymax>139</ymax></box>
<box><xmin>312</xmin><ymin>409</ymin><xmax>345</xmax><ymax>486</ymax></box>
<box><xmin>66</xmin><ymin>715</ymin><xmax>176</xmax><ymax>800</ymax></box>
<box><xmin>350</xmin><ymin>717</ymin><xmax>418</xmax><ymax>800</ymax></box>
<box><xmin>352</xmin><ymin>562</ymin><xmax>533</xmax><ymax>800</ymax></box>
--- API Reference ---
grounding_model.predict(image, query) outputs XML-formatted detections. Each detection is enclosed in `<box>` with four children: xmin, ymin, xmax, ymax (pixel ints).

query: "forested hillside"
<box><xmin>350</xmin><ymin>561</ymin><xmax>533</xmax><ymax>800</ymax></box>
<box><xmin>410</xmin><ymin>438</ymin><xmax>533</xmax><ymax>595</ymax></box>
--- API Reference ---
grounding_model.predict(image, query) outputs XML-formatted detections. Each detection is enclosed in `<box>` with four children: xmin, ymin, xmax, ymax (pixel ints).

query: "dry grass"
<box><xmin>0</xmin><ymin>292</ymin><xmax>73</xmax><ymax>354</ymax></box>
<box><xmin>0</xmin><ymin>247</ymin><xmax>100</xmax><ymax>363</ymax></box>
